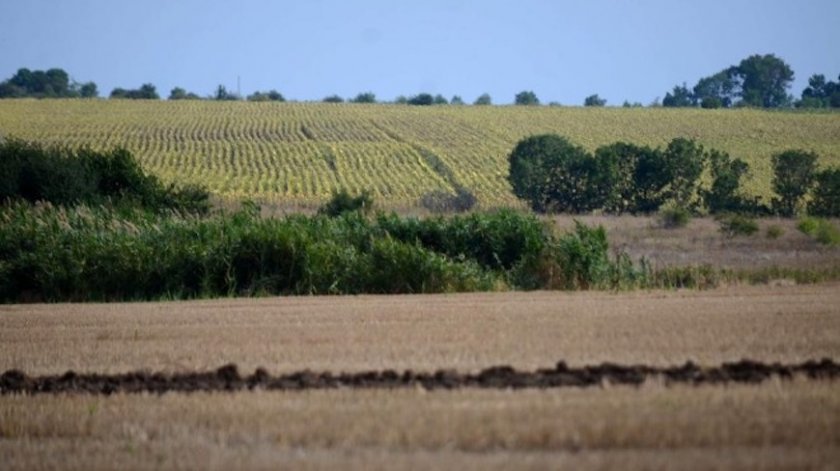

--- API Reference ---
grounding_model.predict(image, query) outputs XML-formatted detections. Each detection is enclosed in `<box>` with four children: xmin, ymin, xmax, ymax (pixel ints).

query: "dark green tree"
<box><xmin>583</xmin><ymin>94</ymin><xmax>606</xmax><ymax>107</ymax></box>
<box><xmin>799</xmin><ymin>74</ymin><xmax>839</xmax><ymax>108</ymax></box>
<box><xmin>322</xmin><ymin>94</ymin><xmax>344</xmax><ymax>103</ymax></box>
<box><xmin>433</xmin><ymin>94</ymin><xmax>448</xmax><ymax>105</ymax></box>
<box><xmin>808</xmin><ymin>168</ymin><xmax>840</xmax><ymax>217</ymax></box>
<box><xmin>351</xmin><ymin>92</ymin><xmax>376</xmax><ymax>103</ymax></box>
<box><xmin>407</xmin><ymin>93</ymin><xmax>434</xmax><ymax>105</ymax></box>
<box><xmin>514</xmin><ymin>90</ymin><xmax>539</xmax><ymax>106</ymax></box>
<box><xmin>247</xmin><ymin>90</ymin><xmax>284</xmax><ymax>102</ymax></box>
<box><xmin>79</xmin><ymin>82</ymin><xmax>98</xmax><ymax>98</ymax></box>
<box><xmin>214</xmin><ymin>85</ymin><xmax>239</xmax><ymax>101</ymax></box>
<box><xmin>662</xmin><ymin>83</ymin><xmax>694</xmax><ymax>107</ymax></box>
<box><xmin>473</xmin><ymin>93</ymin><xmax>492</xmax><ymax>105</ymax></box>
<box><xmin>662</xmin><ymin>138</ymin><xmax>706</xmax><ymax>208</ymax></box>
<box><xmin>693</xmin><ymin>67</ymin><xmax>740</xmax><ymax>108</ymax></box>
<box><xmin>594</xmin><ymin>142</ymin><xmax>671</xmax><ymax>214</ymax></box>
<box><xmin>772</xmin><ymin>149</ymin><xmax>818</xmax><ymax>216</ymax></box>
<box><xmin>450</xmin><ymin>95</ymin><xmax>464</xmax><ymax>105</ymax></box>
<box><xmin>737</xmin><ymin>54</ymin><xmax>794</xmax><ymax>108</ymax></box>
<box><xmin>701</xmin><ymin>150</ymin><xmax>750</xmax><ymax>213</ymax></box>
<box><xmin>508</xmin><ymin>134</ymin><xmax>605</xmax><ymax>213</ymax></box>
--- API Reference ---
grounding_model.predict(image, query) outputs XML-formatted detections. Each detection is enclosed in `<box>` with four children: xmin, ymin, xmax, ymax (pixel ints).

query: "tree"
<box><xmin>214</xmin><ymin>85</ymin><xmax>238</xmax><ymax>101</ymax></box>
<box><xmin>693</xmin><ymin>67</ymin><xmax>740</xmax><ymax>108</ymax></box>
<box><xmin>407</xmin><ymin>93</ymin><xmax>434</xmax><ymax>105</ymax></box>
<box><xmin>799</xmin><ymin>73</ymin><xmax>840</xmax><ymax>108</ymax></box>
<box><xmin>808</xmin><ymin>168</ymin><xmax>840</xmax><ymax>217</ymax></box>
<box><xmin>701</xmin><ymin>150</ymin><xmax>750</xmax><ymax>213</ymax></box>
<box><xmin>433</xmin><ymin>94</ymin><xmax>448</xmax><ymax>105</ymax></box>
<box><xmin>662</xmin><ymin>138</ymin><xmax>706</xmax><ymax>208</ymax></box>
<box><xmin>508</xmin><ymin>134</ymin><xmax>605</xmax><ymax>213</ymax></box>
<box><xmin>450</xmin><ymin>95</ymin><xmax>464</xmax><ymax>105</ymax></box>
<box><xmin>772</xmin><ymin>149</ymin><xmax>818</xmax><ymax>216</ymax></box>
<box><xmin>322</xmin><ymin>94</ymin><xmax>344</xmax><ymax>103</ymax></box>
<box><xmin>110</xmin><ymin>83</ymin><xmax>159</xmax><ymax>99</ymax></box>
<box><xmin>79</xmin><ymin>82</ymin><xmax>98</xmax><ymax>98</ymax></box>
<box><xmin>737</xmin><ymin>54</ymin><xmax>794</xmax><ymax>108</ymax></box>
<box><xmin>662</xmin><ymin>83</ymin><xmax>694</xmax><ymax>107</ymax></box>
<box><xmin>514</xmin><ymin>90</ymin><xmax>539</xmax><ymax>106</ymax></box>
<box><xmin>473</xmin><ymin>93</ymin><xmax>492</xmax><ymax>105</ymax></box>
<box><xmin>583</xmin><ymin>94</ymin><xmax>606</xmax><ymax>107</ymax></box>
<box><xmin>169</xmin><ymin>87</ymin><xmax>195</xmax><ymax>100</ymax></box>
<box><xmin>594</xmin><ymin>142</ymin><xmax>670</xmax><ymax>214</ymax></box>
<box><xmin>248</xmin><ymin>90</ymin><xmax>284</xmax><ymax>102</ymax></box>
<box><xmin>351</xmin><ymin>92</ymin><xmax>376</xmax><ymax>103</ymax></box>
<box><xmin>0</xmin><ymin>67</ymin><xmax>90</xmax><ymax>98</ymax></box>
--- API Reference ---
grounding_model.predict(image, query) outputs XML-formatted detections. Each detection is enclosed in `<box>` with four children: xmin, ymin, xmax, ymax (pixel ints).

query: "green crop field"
<box><xmin>1</xmin><ymin>99</ymin><xmax>838</xmax><ymax>208</ymax></box>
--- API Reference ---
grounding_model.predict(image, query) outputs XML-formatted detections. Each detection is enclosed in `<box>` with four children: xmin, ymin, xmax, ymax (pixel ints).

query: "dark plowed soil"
<box><xmin>2</xmin><ymin>359</ymin><xmax>838</xmax><ymax>395</ymax></box>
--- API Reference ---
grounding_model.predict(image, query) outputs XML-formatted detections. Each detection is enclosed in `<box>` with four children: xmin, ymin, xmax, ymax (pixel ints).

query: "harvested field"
<box><xmin>2</xmin><ymin>284</ymin><xmax>839</xmax><ymax>469</ymax></box>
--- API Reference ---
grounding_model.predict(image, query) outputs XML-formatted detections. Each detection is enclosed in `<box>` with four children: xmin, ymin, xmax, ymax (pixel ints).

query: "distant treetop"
<box><xmin>0</xmin><ymin>67</ymin><xmax>97</xmax><ymax>99</ymax></box>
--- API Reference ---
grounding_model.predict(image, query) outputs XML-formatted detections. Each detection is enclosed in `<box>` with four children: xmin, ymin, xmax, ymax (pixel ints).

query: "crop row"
<box><xmin>1</xmin><ymin>100</ymin><xmax>838</xmax><ymax>207</ymax></box>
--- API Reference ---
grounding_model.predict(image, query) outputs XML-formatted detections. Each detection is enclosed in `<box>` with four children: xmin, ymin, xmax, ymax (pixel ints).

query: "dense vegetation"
<box><xmin>508</xmin><ymin>135</ymin><xmax>840</xmax><ymax>217</ymax></box>
<box><xmin>0</xmin><ymin>201</ymin><xmax>652</xmax><ymax>302</ymax></box>
<box><xmin>0</xmin><ymin>139</ymin><xmax>209</xmax><ymax>214</ymax></box>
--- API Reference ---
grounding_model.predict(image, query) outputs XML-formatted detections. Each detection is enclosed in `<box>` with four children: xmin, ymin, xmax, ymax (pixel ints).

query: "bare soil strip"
<box><xmin>3</xmin><ymin>359</ymin><xmax>837</xmax><ymax>395</ymax></box>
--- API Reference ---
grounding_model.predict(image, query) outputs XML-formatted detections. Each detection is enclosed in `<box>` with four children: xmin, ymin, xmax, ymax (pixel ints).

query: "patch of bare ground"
<box><xmin>552</xmin><ymin>215</ymin><xmax>840</xmax><ymax>270</ymax></box>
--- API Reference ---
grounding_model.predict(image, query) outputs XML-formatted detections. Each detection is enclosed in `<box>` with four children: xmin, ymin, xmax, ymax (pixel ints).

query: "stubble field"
<box><xmin>2</xmin><ymin>284</ymin><xmax>840</xmax><ymax>470</ymax></box>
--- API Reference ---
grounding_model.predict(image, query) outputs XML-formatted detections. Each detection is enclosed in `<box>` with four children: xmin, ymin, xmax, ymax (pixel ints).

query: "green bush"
<box><xmin>718</xmin><ymin>214</ymin><xmax>759</xmax><ymax>237</ymax></box>
<box><xmin>798</xmin><ymin>217</ymin><xmax>840</xmax><ymax>246</ymax></box>
<box><xmin>765</xmin><ymin>225</ymin><xmax>784</xmax><ymax>239</ymax></box>
<box><xmin>317</xmin><ymin>189</ymin><xmax>373</xmax><ymax>217</ymax></box>
<box><xmin>658</xmin><ymin>207</ymin><xmax>691</xmax><ymax>229</ymax></box>
<box><xmin>808</xmin><ymin>168</ymin><xmax>840</xmax><ymax>217</ymax></box>
<box><xmin>772</xmin><ymin>149</ymin><xmax>818</xmax><ymax>217</ymax></box>
<box><xmin>0</xmin><ymin>139</ymin><xmax>209</xmax><ymax>214</ymax></box>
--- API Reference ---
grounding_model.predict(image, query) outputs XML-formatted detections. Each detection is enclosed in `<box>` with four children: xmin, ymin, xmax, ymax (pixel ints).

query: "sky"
<box><xmin>1</xmin><ymin>0</ymin><xmax>839</xmax><ymax>104</ymax></box>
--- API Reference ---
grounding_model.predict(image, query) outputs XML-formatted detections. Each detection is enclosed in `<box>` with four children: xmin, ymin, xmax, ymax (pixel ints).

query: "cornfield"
<box><xmin>1</xmin><ymin>99</ymin><xmax>838</xmax><ymax>208</ymax></box>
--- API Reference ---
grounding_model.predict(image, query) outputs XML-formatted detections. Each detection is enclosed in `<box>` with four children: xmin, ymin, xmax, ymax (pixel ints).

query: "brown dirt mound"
<box><xmin>2</xmin><ymin>359</ymin><xmax>838</xmax><ymax>395</ymax></box>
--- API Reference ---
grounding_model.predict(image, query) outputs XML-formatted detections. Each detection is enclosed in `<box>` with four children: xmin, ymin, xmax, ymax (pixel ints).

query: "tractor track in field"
<box><xmin>2</xmin><ymin>359</ymin><xmax>839</xmax><ymax>395</ymax></box>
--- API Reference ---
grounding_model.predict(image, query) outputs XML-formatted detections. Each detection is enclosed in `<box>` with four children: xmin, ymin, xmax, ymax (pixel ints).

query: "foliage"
<box><xmin>594</xmin><ymin>142</ymin><xmax>667</xmax><ymax>214</ymax></box>
<box><xmin>247</xmin><ymin>90</ymin><xmax>285</xmax><ymax>102</ymax></box>
<box><xmin>658</xmin><ymin>207</ymin><xmax>691</xmax><ymax>229</ymax></box>
<box><xmin>0</xmin><ymin>67</ymin><xmax>97</xmax><ymax>99</ymax></box>
<box><xmin>0</xmin><ymin>138</ymin><xmax>209</xmax><ymax>214</ymax></box>
<box><xmin>351</xmin><ymin>92</ymin><xmax>376</xmax><ymax>103</ymax></box>
<box><xmin>0</xmin><ymin>204</ymin><xmax>650</xmax><ymax>301</ymax></box>
<box><xmin>514</xmin><ymin>91</ymin><xmax>539</xmax><ymax>106</ymax></box>
<box><xmin>407</xmin><ymin>93</ymin><xmax>434</xmax><ymax>106</ymax></box>
<box><xmin>765</xmin><ymin>224</ymin><xmax>783</xmax><ymax>239</ymax></box>
<box><xmin>419</xmin><ymin>187</ymin><xmax>477</xmax><ymax>213</ymax></box>
<box><xmin>737</xmin><ymin>54</ymin><xmax>794</xmax><ymax>108</ymax></box>
<box><xmin>317</xmin><ymin>189</ymin><xmax>373</xmax><ymax>217</ymax></box>
<box><xmin>583</xmin><ymin>94</ymin><xmax>606</xmax><ymax>107</ymax></box>
<box><xmin>169</xmin><ymin>87</ymin><xmax>201</xmax><ymax>100</ymax></box>
<box><xmin>797</xmin><ymin>217</ymin><xmax>840</xmax><ymax>246</ymax></box>
<box><xmin>507</xmin><ymin>134</ymin><xmax>593</xmax><ymax>213</ymax></box>
<box><xmin>798</xmin><ymin>74</ymin><xmax>840</xmax><ymax>108</ymax></box>
<box><xmin>450</xmin><ymin>95</ymin><xmax>464</xmax><ymax>105</ymax></box>
<box><xmin>662</xmin><ymin>138</ymin><xmax>706</xmax><ymax>209</ymax></box>
<box><xmin>662</xmin><ymin>83</ymin><xmax>694</xmax><ymax>107</ymax></box>
<box><xmin>433</xmin><ymin>94</ymin><xmax>449</xmax><ymax>105</ymax></box>
<box><xmin>110</xmin><ymin>83</ymin><xmax>159</xmax><ymax>100</ymax></box>
<box><xmin>772</xmin><ymin>149</ymin><xmax>818</xmax><ymax>216</ymax></box>
<box><xmin>808</xmin><ymin>168</ymin><xmax>840</xmax><ymax>217</ymax></box>
<box><xmin>214</xmin><ymin>85</ymin><xmax>240</xmax><ymax>101</ymax></box>
<box><xmin>701</xmin><ymin>150</ymin><xmax>751</xmax><ymax>213</ymax></box>
<box><xmin>323</xmin><ymin>95</ymin><xmax>344</xmax><ymax>103</ymax></box>
<box><xmin>473</xmin><ymin>93</ymin><xmax>492</xmax><ymax>105</ymax></box>
<box><xmin>717</xmin><ymin>214</ymin><xmax>759</xmax><ymax>237</ymax></box>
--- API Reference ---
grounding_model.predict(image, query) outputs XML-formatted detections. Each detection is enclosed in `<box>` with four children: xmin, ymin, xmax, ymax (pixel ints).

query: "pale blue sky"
<box><xmin>1</xmin><ymin>0</ymin><xmax>838</xmax><ymax>104</ymax></box>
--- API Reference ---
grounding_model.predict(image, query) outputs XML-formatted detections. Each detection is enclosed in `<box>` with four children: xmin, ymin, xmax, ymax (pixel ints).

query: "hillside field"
<box><xmin>1</xmin><ymin>100</ymin><xmax>838</xmax><ymax>209</ymax></box>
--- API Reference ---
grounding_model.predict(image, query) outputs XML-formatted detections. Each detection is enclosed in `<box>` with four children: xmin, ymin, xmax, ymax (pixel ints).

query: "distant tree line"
<box><xmin>663</xmin><ymin>54</ymin><xmax>840</xmax><ymax>109</ymax></box>
<box><xmin>508</xmin><ymin>134</ymin><xmax>840</xmax><ymax>217</ymax></box>
<box><xmin>0</xmin><ymin>68</ymin><xmax>97</xmax><ymax>98</ymax></box>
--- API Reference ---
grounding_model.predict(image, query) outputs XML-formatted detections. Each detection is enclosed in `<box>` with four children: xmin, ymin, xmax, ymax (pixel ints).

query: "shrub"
<box><xmin>514</xmin><ymin>91</ymin><xmax>539</xmax><ymax>106</ymax></box>
<box><xmin>658</xmin><ymin>207</ymin><xmax>691</xmax><ymax>229</ymax></box>
<box><xmin>662</xmin><ymin>138</ymin><xmax>705</xmax><ymax>209</ymax></box>
<box><xmin>772</xmin><ymin>149</ymin><xmax>819</xmax><ymax>217</ymax></box>
<box><xmin>407</xmin><ymin>93</ymin><xmax>434</xmax><ymax>106</ymax></box>
<box><xmin>798</xmin><ymin>217</ymin><xmax>840</xmax><ymax>246</ymax></box>
<box><xmin>808</xmin><ymin>168</ymin><xmax>840</xmax><ymax>217</ymax></box>
<box><xmin>583</xmin><ymin>94</ymin><xmax>606</xmax><ymax>107</ymax></box>
<box><xmin>317</xmin><ymin>189</ymin><xmax>373</xmax><ymax>217</ymax></box>
<box><xmin>594</xmin><ymin>142</ymin><xmax>671</xmax><ymax>214</ymax></box>
<box><xmin>419</xmin><ymin>187</ymin><xmax>477</xmax><ymax>213</ymax></box>
<box><xmin>765</xmin><ymin>225</ymin><xmax>784</xmax><ymax>239</ymax></box>
<box><xmin>702</xmin><ymin>150</ymin><xmax>751</xmax><ymax>214</ymax></box>
<box><xmin>718</xmin><ymin>214</ymin><xmax>759</xmax><ymax>237</ymax></box>
<box><xmin>0</xmin><ymin>139</ymin><xmax>208</xmax><ymax>214</ymax></box>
